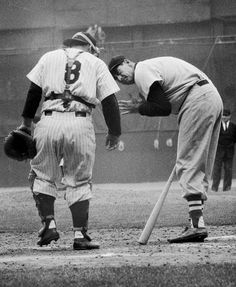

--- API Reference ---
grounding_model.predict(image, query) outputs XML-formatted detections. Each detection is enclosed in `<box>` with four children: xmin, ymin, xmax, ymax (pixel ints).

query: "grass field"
<box><xmin>0</xmin><ymin>181</ymin><xmax>235</xmax><ymax>286</ymax></box>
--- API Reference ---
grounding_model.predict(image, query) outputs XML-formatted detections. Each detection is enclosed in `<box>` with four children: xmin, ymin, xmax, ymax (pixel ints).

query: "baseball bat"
<box><xmin>138</xmin><ymin>166</ymin><xmax>176</xmax><ymax>245</ymax></box>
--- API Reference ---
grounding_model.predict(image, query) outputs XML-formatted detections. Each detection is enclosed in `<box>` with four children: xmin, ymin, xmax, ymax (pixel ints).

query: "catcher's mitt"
<box><xmin>4</xmin><ymin>128</ymin><xmax>37</xmax><ymax>161</ymax></box>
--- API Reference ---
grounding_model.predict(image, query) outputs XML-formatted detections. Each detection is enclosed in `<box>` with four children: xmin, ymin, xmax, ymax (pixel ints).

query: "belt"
<box><xmin>45</xmin><ymin>92</ymin><xmax>95</xmax><ymax>109</ymax></box>
<box><xmin>196</xmin><ymin>79</ymin><xmax>209</xmax><ymax>86</ymax></box>
<box><xmin>178</xmin><ymin>79</ymin><xmax>209</xmax><ymax>113</ymax></box>
<box><xmin>44</xmin><ymin>110</ymin><xmax>87</xmax><ymax>117</ymax></box>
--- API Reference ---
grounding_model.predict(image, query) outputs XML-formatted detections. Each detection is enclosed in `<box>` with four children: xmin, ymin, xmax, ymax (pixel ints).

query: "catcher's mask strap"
<box><xmin>74</xmin><ymin>32</ymin><xmax>100</xmax><ymax>56</ymax></box>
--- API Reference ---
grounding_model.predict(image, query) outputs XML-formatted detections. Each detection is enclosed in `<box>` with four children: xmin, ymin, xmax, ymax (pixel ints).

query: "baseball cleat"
<box><xmin>167</xmin><ymin>227</ymin><xmax>208</xmax><ymax>243</ymax></box>
<box><xmin>73</xmin><ymin>238</ymin><xmax>100</xmax><ymax>250</ymax></box>
<box><xmin>37</xmin><ymin>227</ymin><xmax>60</xmax><ymax>247</ymax></box>
<box><xmin>73</xmin><ymin>233</ymin><xmax>100</xmax><ymax>250</ymax></box>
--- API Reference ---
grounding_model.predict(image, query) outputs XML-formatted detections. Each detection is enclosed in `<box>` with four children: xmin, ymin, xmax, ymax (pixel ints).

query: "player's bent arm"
<box><xmin>101</xmin><ymin>94</ymin><xmax>121</xmax><ymax>137</ymax></box>
<box><xmin>138</xmin><ymin>81</ymin><xmax>171</xmax><ymax>117</ymax></box>
<box><xmin>21</xmin><ymin>82</ymin><xmax>42</xmax><ymax>130</ymax></box>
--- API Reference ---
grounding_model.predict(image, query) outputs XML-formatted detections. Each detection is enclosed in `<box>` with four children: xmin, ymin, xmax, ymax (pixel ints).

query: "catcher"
<box><xmin>4</xmin><ymin>31</ymin><xmax>121</xmax><ymax>250</ymax></box>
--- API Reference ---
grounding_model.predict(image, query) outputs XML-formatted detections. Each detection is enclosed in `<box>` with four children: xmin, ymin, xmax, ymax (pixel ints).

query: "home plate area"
<box><xmin>0</xmin><ymin>227</ymin><xmax>235</xmax><ymax>269</ymax></box>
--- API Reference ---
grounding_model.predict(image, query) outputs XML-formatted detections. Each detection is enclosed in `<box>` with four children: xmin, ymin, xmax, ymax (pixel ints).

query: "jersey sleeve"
<box><xmin>96</xmin><ymin>60</ymin><xmax>120</xmax><ymax>101</ymax></box>
<box><xmin>134</xmin><ymin>62</ymin><xmax>163</xmax><ymax>99</ymax></box>
<box><xmin>26</xmin><ymin>54</ymin><xmax>46</xmax><ymax>87</ymax></box>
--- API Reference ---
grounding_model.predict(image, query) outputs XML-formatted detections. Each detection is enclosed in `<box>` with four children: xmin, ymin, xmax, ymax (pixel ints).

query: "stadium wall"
<box><xmin>0</xmin><ymin>0</ymin><xmax>236</xmax><ymax>186</ymax></box>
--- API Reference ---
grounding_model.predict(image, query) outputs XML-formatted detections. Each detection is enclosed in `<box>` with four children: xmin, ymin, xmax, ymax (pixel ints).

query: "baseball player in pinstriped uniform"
<box><xmin>109</xmin><ymin>55</ymin><xmax>223</xmax><ymax>243</ymax></box>
<box><xmin>19</xmin><ymin>32</ymin><xmax>121</xmax><ymax>250</ymax></box>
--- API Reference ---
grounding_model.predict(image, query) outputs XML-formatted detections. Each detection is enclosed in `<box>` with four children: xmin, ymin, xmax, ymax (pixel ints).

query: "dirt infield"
<box><xmin>0</xmin><ymin>226</ymin><xmax>235</xmax><ymax>267</ymax></box>
<box><xmin>0</xmin><ymin>182</ymin><xmax>235</xmax><ymax>286</ymax></box>
<box><xmin>0</xmin><ymin>227</ymin><xmax>236</xmax><ymax>287</ymax></box>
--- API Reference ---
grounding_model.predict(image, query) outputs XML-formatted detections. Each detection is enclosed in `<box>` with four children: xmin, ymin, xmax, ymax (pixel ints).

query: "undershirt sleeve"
<box><xmin>138</xmin><ymin>81</ymin><xmax>171</xmax><ymax>117</ymax></box>
<box><xmin>21</xmin><ymin>82</ymin><xmax>42</xmax><ymax>119</ymax></box>
<box><xmin>101</xmin><ymin>94</ymin><xmax>121</xmax><ymax>136</ymax></box>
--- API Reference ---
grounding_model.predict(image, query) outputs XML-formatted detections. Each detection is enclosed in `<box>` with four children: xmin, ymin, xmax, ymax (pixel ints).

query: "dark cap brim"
<box><xmin>108</xmin><ymin>55</ymin><xmax>125</xmax><ymax>75</ymax></box>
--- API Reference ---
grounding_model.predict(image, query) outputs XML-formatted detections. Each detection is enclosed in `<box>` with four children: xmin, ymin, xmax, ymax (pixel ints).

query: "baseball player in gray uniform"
<box><xmin>19</xmin><ymin>32</ymin><xmax>121</xmax><ymax>250</ymax></box>
<box><xmin>108</xmin><ymin>55</ymin><xmax>223</xmax><ymax>243</ymax></box>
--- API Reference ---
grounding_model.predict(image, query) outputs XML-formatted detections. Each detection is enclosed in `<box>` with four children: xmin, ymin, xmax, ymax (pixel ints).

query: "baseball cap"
<box><xmin>223</xmin><ymin>109</ymin><xmax>231</xmax><ymax>116</ymax></box>
<box><xmin>63</xmin><ymin>32</ymin><xmax>99</xmax><ymax>54</ymax></box>
<box><xmin>108</xmin><ymin>55</ymin><xmax>125</xmax><ymax>76</ymax></box>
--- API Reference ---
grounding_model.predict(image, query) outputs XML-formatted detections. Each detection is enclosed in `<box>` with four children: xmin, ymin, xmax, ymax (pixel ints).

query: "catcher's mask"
<box><xmin>4</xmin><ymin>129</ymin><xmax>37</xmax><ymax>161</ymax></box>
<box><xmin>63</xmin><ymin>32</ymin><xmax>100</xmax><ymax>57</ymax></box>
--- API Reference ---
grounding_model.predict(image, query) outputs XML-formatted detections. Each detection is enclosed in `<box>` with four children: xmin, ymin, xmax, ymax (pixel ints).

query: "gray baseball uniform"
<box><xmin>109</xmin><ymin>54</ymin><xmax>223</xmax><ymax>242</ymax></box>
<box><xmin>135</xmin><ymin>57</ymin><xmax>223</xmax><ymax>200</ymax></box>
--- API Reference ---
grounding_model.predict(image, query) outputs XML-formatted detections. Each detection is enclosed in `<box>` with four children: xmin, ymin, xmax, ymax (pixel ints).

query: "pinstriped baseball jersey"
<box><xmin>27</xmin><ymin>48</ymin><xmax>120</xmax><ymax>112</ymax></box>
<box><xmin>29</xmin><ymin>47</ymin><xmax>120</xmax><ymax>206</ymax></box>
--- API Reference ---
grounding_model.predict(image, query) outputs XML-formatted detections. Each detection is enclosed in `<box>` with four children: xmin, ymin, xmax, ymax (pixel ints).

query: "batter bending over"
<box><xmin>109</xmin><ymin>55</ymin><xmax>223</xmax><ymax>243</ymax></box>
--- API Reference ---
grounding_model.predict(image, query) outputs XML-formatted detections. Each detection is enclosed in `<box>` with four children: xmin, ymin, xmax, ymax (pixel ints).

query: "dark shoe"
<box><xmin>223</xmin><ymin>187</ymin><xmax>231</xmax><ymax>192</ymax></box>
<box><xmin>73</xmin><ymin>233</ymin><xmax>100</xmax><ymax>250</ymax></box>
<box><xmin>37</xmin><ymin>224</ymin><xmax>60</xmax><ymax>246</ymax></box>
<box><xmin>168</xmin><ymin>227</ymin><xmax>208</xmax><ymax>243</ymax></box>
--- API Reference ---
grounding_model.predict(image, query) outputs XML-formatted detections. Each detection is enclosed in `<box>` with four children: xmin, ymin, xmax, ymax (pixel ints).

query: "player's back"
<box><xmin>37</xmin><ymin>48</ymin><xmax>104</xmax><ymax>100</ymax></box>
